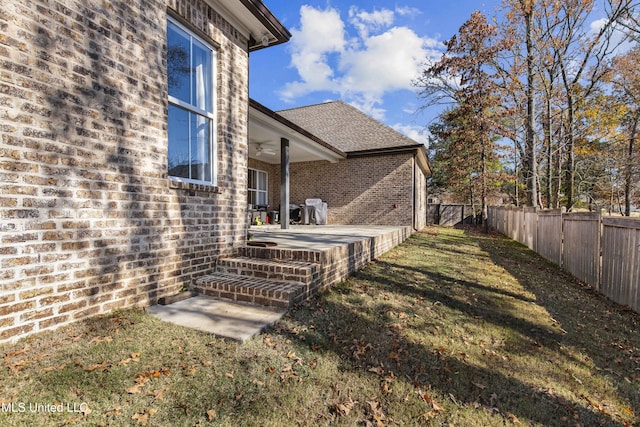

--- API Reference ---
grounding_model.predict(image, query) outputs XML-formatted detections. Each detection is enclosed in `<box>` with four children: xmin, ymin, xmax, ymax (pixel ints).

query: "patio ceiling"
<box><xmin>248</xmin><ymin>99</ymin><xmax>345</xmax><ymax>165</ymax></box>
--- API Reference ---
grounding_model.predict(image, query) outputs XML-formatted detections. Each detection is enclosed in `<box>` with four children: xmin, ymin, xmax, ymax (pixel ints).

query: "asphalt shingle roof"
<box><xmin>277</xmin><ymin>101</ymin><xmax>421</xmax><ymax>153</ymax></box>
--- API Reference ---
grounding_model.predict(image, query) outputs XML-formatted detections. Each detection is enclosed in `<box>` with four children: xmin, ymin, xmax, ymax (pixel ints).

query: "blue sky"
<box><xmin>249</xmin><ymin>1</ymin><xmax>502</xmax><ymax>146</ymax></box>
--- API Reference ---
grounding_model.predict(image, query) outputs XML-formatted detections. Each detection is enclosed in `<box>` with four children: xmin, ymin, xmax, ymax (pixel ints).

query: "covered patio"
<box><xmin>248</xmin><ymin>100</ymin><xmax>345</xmax><ymax>228</ymax></box>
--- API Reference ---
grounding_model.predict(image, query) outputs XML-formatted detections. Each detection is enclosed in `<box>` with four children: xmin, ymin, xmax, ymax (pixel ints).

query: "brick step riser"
<box><xmin>195</xmin><ymin>275</ymin><xmax>307</xmax><ymax>309</ymax></box>
<box><xmin>215</xmin><ymin>263</ymin><xmax>318</xmax><ymax>286</ymax></box>
<box><xmin>238</xmin><ymin>247</ymin><xmax>323</xmax><ymax>263</ymax></box>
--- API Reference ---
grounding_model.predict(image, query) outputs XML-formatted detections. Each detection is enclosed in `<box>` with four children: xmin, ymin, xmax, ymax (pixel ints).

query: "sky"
<box><xmin>249</xmin><ymin>1</ymin><xmax>502</xmax><ymax>147</ymax></box>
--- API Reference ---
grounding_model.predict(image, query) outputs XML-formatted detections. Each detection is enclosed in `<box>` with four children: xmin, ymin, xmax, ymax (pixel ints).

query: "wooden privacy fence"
<box><xmin>427</xmin><ymin>204</ymin><xmax>475</xmax><ymax>227</ymax></box>
<box><xmin>487</xmin><ymin>206</ymin><xmax>640</xmax><ymax>313</ymax></box>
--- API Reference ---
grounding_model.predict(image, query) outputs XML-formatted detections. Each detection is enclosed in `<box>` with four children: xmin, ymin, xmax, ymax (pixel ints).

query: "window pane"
<box><xmin>257</xmin><ymin>191</ymin><xmax>266</xmax><ymax>205</ymax></box>
<box><xmin>192</xmin><ymin>39</ymin><xmax>213</xmax><ymax>113</ymax></box>
<box><xmin>248</xmin><ymin>190</ymin><xmax>257</xmax><ymax>206</ymax></box>
<box><xmin>168</xmin><ymin>104</ymin><xmax>190</xmax><ymax>179</ymax></box>
<box><xmin>257</xmin><ymin>171</ymin><xmax>267</xmax><ymax>191</ymax></box>
<box><xmin>191</xmin><ymin>113</ymin><xmax>211</xmax><ymax>182</ymax></box>
<box><xmin>167</xmin><ymin>23</ymin><xmax>191</xmax><ymax>104</ymax></box>
<box><xmin>248</xmin><ymin>169</ymin><xmax>256</xmax><ymax>189</ymax></box>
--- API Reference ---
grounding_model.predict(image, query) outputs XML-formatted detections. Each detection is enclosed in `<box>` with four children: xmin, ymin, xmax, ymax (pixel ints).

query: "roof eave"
<box><xmin>241</xmin><ymin>0</ymin><xmax>291</xmax><ymax>51</ymax></box>
<box><xmin>212</xmin><ymin>0</ymin><xmax>290</xmax><ymax>52</ymax></box>
<box><xmin>347</xmin><ymin>144</ymin><xmax>432</xmax><ymax>176</ymax></box>
<box><xmin>249</xmin><ymin>99</ymin><xmax>346</xmax><ymax>161</ymax></box>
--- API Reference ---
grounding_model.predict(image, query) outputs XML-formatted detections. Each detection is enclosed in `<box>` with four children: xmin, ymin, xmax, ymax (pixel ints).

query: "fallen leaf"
<box><xmin>7</xmin><ymin>359</ymin><xmax>29</xmax><ymax>372</ymax></box>
<box><xmin>367</xmin><ymin>400</ymin><xmax>387</xmax><ymax>425</ymax></box>
<box><xmin>126</xmin><ymin>384</ymin><xmax>143</xmax><ymax>394</ymax></box>
<box><xmin>369</xmin><ymin>366</ymin><xmax>385</xmax><ymax>375</ymax></box>
<box><xmin>225</xmin><ymin>372</ymin><xmax>234</xmax><ymax>378</ymax></box>
<box><xmin>89</xmin><ymin>336</ymin><xmax>112</xmax><ymax>344</ymax></box>
<box><xmin>4</xmin><ymin>346</ymin><xmax>29</xmax><ymax>358</ymax></box>
<box><xmin>507</xmin><ymin>412</ymin><xmax>521</xmax><ymax>424</ymax></box>
<box><xmin>148</xmin><ymin>387</ymin><xmax>168</xmax><ymax>402</ymax></box>
<box><xmin>207</xmin><ymin>409</ymin><xmax>217</xmax><ymax>421</ymax></box>
<box><xmin>85</xmin><ymin>362</ymin><xmax>110</xmax><ymax>372</ymax></box>
<box><xmin>132</xmin><ymin>412</ymin><xmax>148</xmax><ymax>425</ymax></box>
<box><xmin>335</xmin><ymin>397</ymin><xmax>355</xmax><ymax>416</ymax></box>
<box><xmin>471</xmin><ymin>382</ymin><xmax>487</xmax><ymax>390</ymax></box>
<box><xmin>148</xmin><ymin>408</ymin><xmax>157</xmax><ymax>416</ymax></box>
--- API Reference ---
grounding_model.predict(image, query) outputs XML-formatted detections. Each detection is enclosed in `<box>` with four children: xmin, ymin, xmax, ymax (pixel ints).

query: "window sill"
<box><xmin>168</xmin><ymin>179</ymin><xmax>220</xmax><ymax>194</ymax></box>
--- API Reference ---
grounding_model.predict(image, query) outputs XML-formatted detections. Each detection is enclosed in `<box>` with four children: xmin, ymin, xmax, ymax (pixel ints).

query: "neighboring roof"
<box><xmin>277</xmin><ymin>101</ymin><xmax>422</xmax><ymax>153</ymax></box>
<box><xmin>215</xmin><ymin>0</ymin><xmax>290</xmax><ymax>51</ymax></box>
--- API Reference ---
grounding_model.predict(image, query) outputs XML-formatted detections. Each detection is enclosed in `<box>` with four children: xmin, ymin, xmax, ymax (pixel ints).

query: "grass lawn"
<box><xmin>1</xmin><ymin>226</ymin><xmax>638</xmax><ymax>426</ymax></box>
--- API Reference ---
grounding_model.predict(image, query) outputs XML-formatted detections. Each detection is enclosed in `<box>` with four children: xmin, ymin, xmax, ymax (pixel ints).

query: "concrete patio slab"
<box><xmin>147</xmin><ymin>296</ymin><xmax>287</xmax><ymax>342</ymax></box>
<box><xmin>248</xmin><ymin>224</ymin><xmax>409</xmax><ymax>250</ymax></box>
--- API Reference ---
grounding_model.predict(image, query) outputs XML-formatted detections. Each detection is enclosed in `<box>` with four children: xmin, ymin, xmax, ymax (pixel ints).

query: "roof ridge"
<box><xmin>276</xmin><ymin>100</ymin><xmax>342</xmax><ymax>113</ymax></box>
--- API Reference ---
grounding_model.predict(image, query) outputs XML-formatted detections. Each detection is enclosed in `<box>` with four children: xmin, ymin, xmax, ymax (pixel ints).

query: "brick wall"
<box><xmin>0</xmin><ymin>0</ymin><xmax>250</xmax><ymax>343</ymax></box>
<box><xmin>250</xmin><ymin>153</ymin><xmax>417</xmax><ymax>227</ymax></box>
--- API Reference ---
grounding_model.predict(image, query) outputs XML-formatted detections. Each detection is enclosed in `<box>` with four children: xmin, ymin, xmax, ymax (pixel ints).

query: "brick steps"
<box><xmin>195</xmin><ymin>272</ymin><xmax>307</xmax><ymax>308</ymax></box>
<box><xmin>216</xmin><ymin>257</ymin><xmax>319</xmax><ymax>286</ymax></box>
<box><xmin>191</xmin><ymin>227</ymin><xmax>412</xmax><ymax>311</ymax></box>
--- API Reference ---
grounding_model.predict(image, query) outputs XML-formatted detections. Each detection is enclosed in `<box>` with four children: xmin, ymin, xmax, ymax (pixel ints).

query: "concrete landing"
<box><xmin>147</xmin><ymin>296</ymin><xmax>287</xmax><ymax>342</ymax></box>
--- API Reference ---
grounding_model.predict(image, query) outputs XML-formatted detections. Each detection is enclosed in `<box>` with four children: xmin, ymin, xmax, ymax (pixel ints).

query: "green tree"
<box><xmin>419</xmin><ymin>11</ymin><xmax>509</xmax><ymax>229</ymax></box>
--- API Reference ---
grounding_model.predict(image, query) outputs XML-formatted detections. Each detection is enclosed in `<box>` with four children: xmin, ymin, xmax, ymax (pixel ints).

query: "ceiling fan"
<box><xmin>252</xmin><ymin>141</ymin><xmax>276</xmax><ymax>157</ymax></box>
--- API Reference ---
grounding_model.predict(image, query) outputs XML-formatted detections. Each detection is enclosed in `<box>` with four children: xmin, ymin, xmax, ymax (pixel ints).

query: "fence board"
<box><xmin>601</xmin><ymin>217</ymin><xmax>640</xmax><ymax>312</ymax></box>
<box><xmin>562</xmin><ymin>213</ymin><xmax>601</xmax><ymax>289</ymax></box>
<box><xmin>523</xmin><ymin>208</ymin><xmax>538</xmax><ymax>251</ymax></box>
<box><xmin>536</xmin><ymin>209</ymin><xmax>563</xmax><ymax>265</ymax></box>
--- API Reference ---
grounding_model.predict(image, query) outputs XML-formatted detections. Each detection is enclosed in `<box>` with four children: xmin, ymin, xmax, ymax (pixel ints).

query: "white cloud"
<box><xmin>392</xmin><ymin>123</ymin><xmax>430</xmax><ymax>147</ymax></box>
<box><xmin>395</xmin><ymin>6</ymin><xmax>422</xmax><ymax>17</ymax></box>
<box><xmin>348</xmin><ymin>6</ymin><xmax>395</xmax><ymax>38</ymax></box>
<box><xmin>280</xmin><ymin>6</ymin><xmax>345</xmax><ymax>98</ymax></box>
<box><xmin>280</xmin><ymin>5</ymin><xmax>444</xmax><ymax>119</ymax></box>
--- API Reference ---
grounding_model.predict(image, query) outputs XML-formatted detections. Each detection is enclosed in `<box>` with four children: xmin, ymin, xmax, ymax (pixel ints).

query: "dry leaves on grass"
<box><xmin>334</xmin><ymin>397</ymin><xmax>356</xmax><ymax>416</ymax></box>
<box><xmin>85</xmin><ymin>362</ymin><xmax>111</xmax><ymax>372</ymax></box>
<box><xmin>367</xmin><ymin>399</ymin><xmax>388</xmax><ymax>426</ymax></box>
<box><xmin>421</xmin><ymin>391</ymin><xmax>444</xmax><ymax>420</ymax></box>
<box><xmin>89</xmin><ymin>335</ymin><xmax>112</xmax><ymax>344</ymax></box>
<box><xmin>4</xmin><ymin>346</ymin><xmax>31</xmax><ymax>372</ymax></box>
<box><xmin>119</xmin><ymin>352</ymin><xmax>141</xmax><ymax>366</ymax></box>
<box><xmin>126</xmin><ymin>369</ymin><xmax>171</xmax><ymax>394</ymax></box>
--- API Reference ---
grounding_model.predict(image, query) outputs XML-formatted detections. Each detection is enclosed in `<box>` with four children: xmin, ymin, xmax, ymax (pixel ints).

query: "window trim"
<box><xmin>248</xmin><ymin>168</ymin><xmax>268</xmax><ymax>206</ymax></box>
<box><xmin>167</xmin><ymin>16</ymin><xmax>218</xmax><ymax>186</ymax></box>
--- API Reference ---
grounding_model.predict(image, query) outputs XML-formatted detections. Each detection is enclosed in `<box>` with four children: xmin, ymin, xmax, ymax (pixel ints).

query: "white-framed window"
<box><xmin>167</xmin><ymin>17</ymin><xmax>217</xmax><ymax>185</ymax></box>
<box><xmin>248</xmin><ymin>168</ymin><xmax>268</xmax><ymax>206</ymax></box>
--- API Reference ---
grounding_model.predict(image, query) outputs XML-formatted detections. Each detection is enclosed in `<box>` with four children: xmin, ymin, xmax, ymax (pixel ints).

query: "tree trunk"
<box><xmin>525</xmin><ymin>6</ymin><xmax>538</xmax><ymax>207</ymax></box>
<box><xmin>625</xmin><ymin>114</ymin><xmax>638</xmax><ymax>216</ymax></box>
<box><xmin>482</xmin><ymin>141</ymin><xmax>488</xmax><ymax>233</ymax></box>
<box><xmin>544</xmin><ymin>96</ymin><xmax>553</xmax><ymax>208</ymax></box>
<box><xmin>565</xmin><ymin>93</ymin><xmax>575</xmax><ymax>211</ymax></box>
